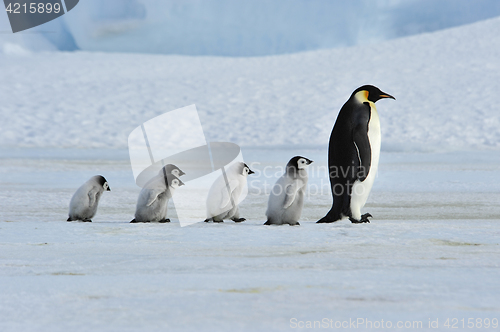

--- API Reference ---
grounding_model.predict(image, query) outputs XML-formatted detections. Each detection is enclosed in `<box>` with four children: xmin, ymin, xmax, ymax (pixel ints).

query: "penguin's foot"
<box><xmin>66</xmin><ymin>217</ymin><xmax>73</xmax><ymax>222</ymax></box>
<box><xmin>264</xmin><ymin>220</ymin><xmax>272</xmax><ymax>225</ymax></box>
<box><xmin>158</xmin><ymin>219</ymin><xmax>171</xmax><ymax>223</ymax></box>
<box><xmin>82</xmin><ymin>219</ymin><xmax>92</xmax><ymax>222</ymax></box>
<box><xmin>349</xmin><ymin>213</ymin><xmax>372</xmax><ymax>224</ymax></box>
<box><xmin>204</xmin><ymin>218</ymin><xmax>223</xmax><ymax>223</ymax></box>
<box><xmin>289</xmin><ymin>222</ymin><xmax>300</xmax><ymax>226</ymax></box>
<box><xmin>232</xmin><ymin>218</ymin><xmax>246</xmax><ymax>223</ymax></box>
<box><xmin>130</xmin><ymin>219</ymin><xmax>150</xmax><ymax>223</ymax></box>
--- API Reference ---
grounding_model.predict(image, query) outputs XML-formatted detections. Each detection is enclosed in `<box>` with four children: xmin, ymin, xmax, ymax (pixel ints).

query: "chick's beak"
<box><xmin>248</xmin><ymin>169</ymin><xmax>255</xmax><ymax>175</ymax></box>
<box><xmin>307</xmin><ymin>159</ymin><xmax>313</xmax><ymax>165</ymax></box>
<box><xmin>107</xmin><ymin>187</ymin><xmax>111</xmax><ymax>191</ymax></box>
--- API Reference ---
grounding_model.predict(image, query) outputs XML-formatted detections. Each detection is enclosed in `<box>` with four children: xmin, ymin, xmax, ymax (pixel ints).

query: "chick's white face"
<box><xmin>171</xmin><ymin>179</ymin><xmax>180</xmax><ymax>189</ymax></box>
<box><xmin>171</xmin><ymin>169</ymin><xmax>180</xmax><ymax>177</ymax></box>
<box><xmin>103</xmin><ymin>182</ymin><xmax>109</xmax><ymax>190</ymax></box>
<box><xmin>297</xmin><ymin>158</ymin><xmax>309</xmax><ymax>170</ymax></box>
<box><xmin>242</xmin><ymin>167</ymin><xmax>251</xmax><ymax>176</ymax></box>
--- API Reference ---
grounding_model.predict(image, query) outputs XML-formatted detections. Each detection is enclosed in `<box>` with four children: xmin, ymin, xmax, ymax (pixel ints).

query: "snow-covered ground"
<box><xmin>1</xmin><ymin>148</ymin><xmax>499</xmax><ymax>331</ymax></box>
<box><xmin>1</xmin><ymin>11</ymin><xmax>500</xmax><ymax>332</ymax></box>
<box><xmin>1</xmin><ymin>16</ymin><xmax>500</xmax><ymax>151</ymax></box>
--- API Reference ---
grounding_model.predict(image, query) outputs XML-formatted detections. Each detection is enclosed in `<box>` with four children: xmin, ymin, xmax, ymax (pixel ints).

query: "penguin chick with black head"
<box><xmin>131</xmin><ymin>172</ymin><xmax>184</xmax><ymax>223</ymax></box>
<box><xmin>143</xmin><ymin>164</ymin><xmax>185</xmax><ymax>188</ymax></box>
<box><xmin>67</xmin><ymin>175</ymin><xmax>110</xmax><ymax>222</ymax></box>
<box><xmin>161</xmin><ymin>164</ymin><xmax>185</xmax><ymax>179</ymax></box>
<box><xmin>265</xmin><ymin>156</ymin><xmax>313</xmax><ymax>226</ymax></box>
<box><xmin>317</xmin><ymin>85</ymin><xmax>395</xmax><ymax>224</ymax></box>
<box><xmin>205</xmin><ymin>162</ymin><xmax>255</xmax><ymax>223</ymax></box>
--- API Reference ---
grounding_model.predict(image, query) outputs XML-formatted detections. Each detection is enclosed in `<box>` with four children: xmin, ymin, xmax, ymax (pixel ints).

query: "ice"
<box><xmin>1</xmin><ymin>8</ymin><xmax>500</xmax><ymax>332</ymax></box>
<box><xmin>2</xmin><ymin>1</ymin><xmax>500</xmax><ymax>55</ymax></box>
<box><xmin>1</xmin><ymin>148</ymin><xmax>499</xmax><ymax>331</ymax></box>
<box><xmin>2</xmin><ymin>17</ymin><xmax>500</xmax><ymax>152</ymax></box>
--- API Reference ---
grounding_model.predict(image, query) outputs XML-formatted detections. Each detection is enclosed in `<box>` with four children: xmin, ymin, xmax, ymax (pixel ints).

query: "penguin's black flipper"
<box><xmin>352</xmin><ymin>117</ymin><xmax>372</xmax><ymax>182</ymax></box>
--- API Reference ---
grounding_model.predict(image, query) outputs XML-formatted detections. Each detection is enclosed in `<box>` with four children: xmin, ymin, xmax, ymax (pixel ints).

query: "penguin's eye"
<box><xmin>173</xmin><ymin>180</ymin><xmax>178</xmax><ymax>185</ymax></box>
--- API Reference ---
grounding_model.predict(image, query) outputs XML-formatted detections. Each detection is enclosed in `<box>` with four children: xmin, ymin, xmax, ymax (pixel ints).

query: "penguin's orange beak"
<box><xmin>379</xmin><ymin>93</ymin><xmax>395</xmax><ymax>100</ymax></box>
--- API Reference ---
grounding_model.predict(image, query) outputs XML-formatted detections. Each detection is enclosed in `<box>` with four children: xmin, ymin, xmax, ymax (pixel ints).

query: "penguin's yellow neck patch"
<box><xmin>354</xmin><ymin>90</ymin><xmax>369</xmax><ymax>103</ymax></box>
<box><xmin>354</xmin><ymin>90</ymin><xmax>376</xmax><ymax>110</ymax></box>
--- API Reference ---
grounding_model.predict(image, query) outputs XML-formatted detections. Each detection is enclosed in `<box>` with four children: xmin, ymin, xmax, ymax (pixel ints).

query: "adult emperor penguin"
<box><xmin>205</xmin><ymin>162</ymin><xmax>254</xmax><ymax>223</ymax></box>
<box><xmin>317</xmin><ymin>85</ymin><xmax>395</xmax><ymax>224</ymax></box>
<box><xmin>67</xmin><ymin>175</ymin><xmax>110</xmax><ymax>222</ymax></box>
<box><xmin>131</xmin><ymin>172</ymin><xmax>184</xmax><ymax>223</ymax></box>
<box><xmin>265</xmin><ymin>156</ymin><xmax>313</xmax><ymax>226</ymax></box>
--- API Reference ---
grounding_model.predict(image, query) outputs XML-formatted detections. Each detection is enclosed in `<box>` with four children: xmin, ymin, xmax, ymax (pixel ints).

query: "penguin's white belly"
<box><xmin>69</xmin><ymin>185</ymin><xmax>99</xmax><ymax>219</ymax></box>
<box><xmin>350</xmin><ymin>106</ymin><xmax>381</xmax><ymax>220</ymax></box>
<box><xmin>206</xmin><ymin>178</ymin><xmax>243</xmax><ymax>219</ymax></box>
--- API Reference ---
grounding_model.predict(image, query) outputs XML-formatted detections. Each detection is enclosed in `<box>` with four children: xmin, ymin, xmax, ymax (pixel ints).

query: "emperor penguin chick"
<box><xmin>161</xmin><ymin>164</ymin><xmax>185</xmax><ymax>179</ymax></box>
<box><xmin>142</xmin><ymin>164</ymin><xmax>185</xmax><ymax>189</ymax></box>
<box><xmin>131</xmin><ymin>172</ymin><xmax>184</xmax><ymax>223</ymax></box>
<box><xmin>68</xmin><ymin>175</ymin><xmax>110</xmax><ymax>222</ymax></box>
<box><xmin>205</xmin><ymin>162</ymin><xmax>254</xmax><ymax>223</ymax></box>
<box><xmin>265</xmin><ymin>156</ymin><xmax>313</xmax><ymax>226</ymax></box>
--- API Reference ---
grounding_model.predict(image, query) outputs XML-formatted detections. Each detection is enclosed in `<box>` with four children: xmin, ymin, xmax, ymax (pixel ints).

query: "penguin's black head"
<box><xmin>352</xmin><ymin>85</ymin><xmax>395</xmax><ymax>103</ymax></box>
<box><xmin>162</xmin><ymin>164</ymin><xmax>186</xmax><ymax>177</ymax></box>
<box><xmin>96</xmin><ymin>175</ymin><xmax>111</xmax><ymax>191</ymax></box>
<box><xmin>287</xmin><ymin>156</ymin><xmax>313</xmax><ymax>170</ymax></box>
<box><xmin>243</xmin><ymin>163</ymin><xmax>255</xmax><ymax>175</ymax></box>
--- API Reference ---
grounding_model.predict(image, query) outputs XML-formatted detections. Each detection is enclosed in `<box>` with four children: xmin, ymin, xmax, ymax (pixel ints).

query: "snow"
<box><xmin>1</xmin><ymin>148</ymin><xmax>500</xmax><ymax>331</ymax></box>
<box><xmin>2</xmin><ymin>16</ymin><xmax>500</xmax><ymax>152</ymax></box>
<box><xmin>1</xmin><ymin>10</ymin><xmax>500</xmax><ymax>332</ymax></box>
